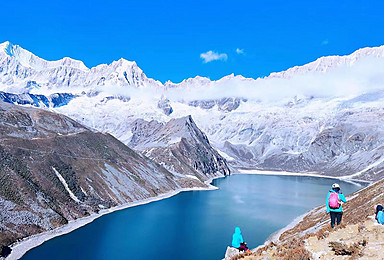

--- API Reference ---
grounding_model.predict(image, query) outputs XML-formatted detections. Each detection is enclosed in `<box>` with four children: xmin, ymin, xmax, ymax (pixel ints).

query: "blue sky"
<box><xmin>1</xmin><ymin>0</ymin><xmax>384</xmax><ymax>83</ymax></box>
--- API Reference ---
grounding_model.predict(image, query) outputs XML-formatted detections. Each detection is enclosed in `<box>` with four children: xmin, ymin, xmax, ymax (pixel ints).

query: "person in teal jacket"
<box><xmin>375</xmin><ymin>205</ymin><xmax>384</xmax><ymax>224</ymax></box>
<box><xmin>231</xmin><ymin>227</ymin><xmax>249</xmax><ymax>252</ymax></box>
<box><xmin>326</xmin><ymin>183</ymin><xmax>347</xmax><ymax>228</ymax></box>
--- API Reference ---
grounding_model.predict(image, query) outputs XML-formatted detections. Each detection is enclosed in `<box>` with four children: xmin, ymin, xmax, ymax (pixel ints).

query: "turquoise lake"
<box><xmin>22</xmin><ymin>174</ymin><xmax>365</xmax><ymax>260</ymax></box>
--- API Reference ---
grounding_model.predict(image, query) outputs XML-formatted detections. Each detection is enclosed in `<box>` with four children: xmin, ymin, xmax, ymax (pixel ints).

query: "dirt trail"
<box><xmin>306</xmin><ymin>216</ymin><xmax>384</xmax><ymax>259</ymax></box>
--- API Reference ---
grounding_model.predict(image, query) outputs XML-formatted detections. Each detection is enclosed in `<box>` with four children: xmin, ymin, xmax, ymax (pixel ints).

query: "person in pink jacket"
<box><xmin>326</xmin><ymin>183</ymin><xmax>346</xmax><ymax>228</ymax></box>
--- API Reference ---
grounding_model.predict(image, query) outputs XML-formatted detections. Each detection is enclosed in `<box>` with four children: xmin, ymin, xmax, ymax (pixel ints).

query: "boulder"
<box><xmin>223</xmin><ymin>246</ymin><xmax>240</xmax><ymax>260</ymax></box>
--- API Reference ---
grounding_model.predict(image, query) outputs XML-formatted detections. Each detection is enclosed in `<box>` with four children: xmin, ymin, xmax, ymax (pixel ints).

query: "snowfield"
<box><xmin>1</xmin><ymin>41</ymin><xmax>384</xmax><ymax>180</ymax></box>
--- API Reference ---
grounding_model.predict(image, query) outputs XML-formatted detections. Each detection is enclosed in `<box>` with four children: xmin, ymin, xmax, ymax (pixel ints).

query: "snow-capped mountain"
<box><xmin>0</xmin><ymin>41</ymin><xmax>88</xmax><ymax>71</ymax></box>
<box><xmin>2</xmin><ymin>41</ymin><xmax>384</xmax><ymax>181</ymax></box>
<box><xmin>268</xmin><ymin>45</ymin><xmax>384</xmax><ymax>79</ymax></box>
<box><xmin>129</xmin><ymin>116</ymin><xmax>230</xmax><ymax>180</ymax></box>
<box><xmin>0</xmin><ymin>41</ymin><xmax>162</xmax><ymax>94</ymax></box>
<box><xmin>2</xmin><ymin>40</ymin><xmax>384</xmax><ymax>96</ymax></box>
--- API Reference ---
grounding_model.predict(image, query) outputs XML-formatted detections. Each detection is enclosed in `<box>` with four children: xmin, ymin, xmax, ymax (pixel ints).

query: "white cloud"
<box><xmin>236</xmin><ymin>48</ymin><xmax>244</xmax><ymax>54</ymax></box>
<box><xmin>321</xmin><ymin>39</ymin><xmax>329</xmax><ymax>45</ymax></box>
<box><xmin>88</xmin><ymin>54</ymin><xmax>384</xmax><ymax>105</ymax></box>
<box><xmin>164</xmin><ymin>56</ymin><xmax>384</xmax><ymax>102</ymax></box>
<box><xmin>200</xmin><ymin>50</ymin><xmax>228</xmax><ymax>63</ymax></box>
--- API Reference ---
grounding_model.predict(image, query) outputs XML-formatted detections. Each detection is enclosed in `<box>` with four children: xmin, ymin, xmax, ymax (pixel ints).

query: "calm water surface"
<box><xmin>23</xmin><ymin>174</ymin><xmax>365</xmax><ymax>260</ymax></box>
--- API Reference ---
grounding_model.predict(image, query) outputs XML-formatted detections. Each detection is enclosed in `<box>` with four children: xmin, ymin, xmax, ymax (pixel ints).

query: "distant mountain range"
<box><xmin>0</xmin><ymin>41</ymin><xmax>160</xmax><ymax>94</ymax></box>
<box><xmin>1</xmin><ymin>40</ymin><xmax>383</xmax><ymax>94</ymax></box>
<box><xmin>1</xmin><ymin>41</ymin><xmax>384</xmax><ymax>181</ymax></box>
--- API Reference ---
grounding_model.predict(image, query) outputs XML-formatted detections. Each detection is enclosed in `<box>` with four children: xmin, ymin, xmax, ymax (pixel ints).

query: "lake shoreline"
<box><xmin>7</xmin><ymin>170</ymin><xmax>369</xmax><ymax>260</ymax></box>
<box><xmin>237</xmin><ymin>169</ymin><xmax>372</xmax><ymax>252</ymax></box>
<box><xmin>236</xmin><ymin>169</ymin><xmax>371</xmax><ymax>184</ymax></box>
<box><xmin>7</xmin><ymin>176</ymin><xmax>222</xmax><ymax>260</ymax></box>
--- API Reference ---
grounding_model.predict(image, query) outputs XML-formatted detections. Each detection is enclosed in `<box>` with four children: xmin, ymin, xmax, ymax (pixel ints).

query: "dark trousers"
<box><xmin>330</xmin><ymin>211</ymin><xmax>343</xmax><ymax>228</ymax></box>
<box><xmin>238</xmin><ymin>242</ymin><xmax>248</xmax><ymax>252</ymax></box>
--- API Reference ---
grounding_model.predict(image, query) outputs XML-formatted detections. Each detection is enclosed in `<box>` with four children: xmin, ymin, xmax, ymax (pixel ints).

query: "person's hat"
<box><xmin>332</xmin><ymin>183</ymin><xmax>340</xmax><ymax>189</ymax></box>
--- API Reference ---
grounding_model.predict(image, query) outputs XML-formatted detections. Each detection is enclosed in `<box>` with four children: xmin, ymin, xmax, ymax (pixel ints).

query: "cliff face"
<box><xmin>129</xmin><ymin>116</ymin><xmax>230</xmax><ymax>181</ymax></box>
<box><xmin>0</xmin><ymin>101</ymin><xmax>204</xmax><ymax>248</ymax></box>
<box><xmin>251</xmin><ymin>108</ymin><xmax>384</xmax><ymax>181</ymax></box>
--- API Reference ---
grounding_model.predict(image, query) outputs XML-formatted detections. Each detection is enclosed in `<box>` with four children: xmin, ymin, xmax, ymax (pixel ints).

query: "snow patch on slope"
<box><xmin>52</xmin><ymin>167</ymin><xmax>81</xmax><ymax>203</ymax></box>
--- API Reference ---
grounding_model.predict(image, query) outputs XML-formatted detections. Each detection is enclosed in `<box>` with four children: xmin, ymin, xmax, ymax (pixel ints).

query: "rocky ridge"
<box><xmin>222</xmin><ymin>104</ymin><xmax>384</xmax><ymax>181</ymax></box>
<box><xmin>129</xmin><ymin>116</ymin><xmax>230</xmax><ymax>181</ymax></box>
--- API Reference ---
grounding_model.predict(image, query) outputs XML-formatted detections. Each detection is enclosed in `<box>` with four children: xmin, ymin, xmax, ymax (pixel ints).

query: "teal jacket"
<box><xmin>231</xmin><ymin>227</ymin><xmax>244</xmax><ymax>248</ymax></box>
<box><xmin>326</xmin><ymin>189</ymin><xmax>346</xmax><ymax>213</ymax></box>
<box><xmin>377</xmin><ymin>211</ymin><xmax>384</xmax><ymax>224</ymax></box>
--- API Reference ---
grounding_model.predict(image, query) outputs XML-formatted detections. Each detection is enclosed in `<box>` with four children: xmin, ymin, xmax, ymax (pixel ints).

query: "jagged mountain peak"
<box><xmin>0</xmin><ymin>41</ymin><xmax>11</xmax><ymax>51</ymax></box>
<box><xmin>129</xmin><ymin>115</ymin><xmax>229</xmax><ymax>179</ymax></box>
<box><xmin>57</xmin><ymin>57</ymin><xmax>89</xmax><ymax>71</ymax></box>
<box><xmin>164</xmin><ymin>75</ymin><xmax>212</xmax><ymax>88</ymax></box>
<box><xmin>130</xmin><ymin>115</ymin><xmax>200</xmax><ymax>148</ymax></box>
<box><xmin>162</xmin><ymin>115</ymin><xmax>209</xmax><ymax>141</ymax></box>
<box><xmin>0</xmin><ymin>41</ymin><xmax>15</xmax><ymax>56</ymax></box>
<box><xmin>0</xmin><ymin>41</ymin><xmax>89</xmax><ymax>72</ymax></box>
<box><xmin>168</xmin><ymin>114</ymin><xmax>194</xmax><ymax>126</ymax></box>
<box><xmin>0</xmin><ymin>41</ymin><xmax>165</xmax><ymax>92</ymax></box>
<box><xmin>268</xmin><ymin>45</ymin><xmax>384</xmax><ymax>79</ymax></box>
<box><xmin>107</xmin><ymin>58</ymin><xmax>138</xmax><ymax>70</ymax></box>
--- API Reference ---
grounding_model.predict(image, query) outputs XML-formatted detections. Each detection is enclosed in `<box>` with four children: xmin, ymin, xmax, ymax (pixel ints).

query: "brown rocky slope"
<box><xmin>0</xmin><ymin>101</ymin><xmax>216</xmax><ymax>253</ymax></box>
<box><xmin>129</xmin><ymin>116</ymin><xmax>230</xmax><ymax>181</ymax></box>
